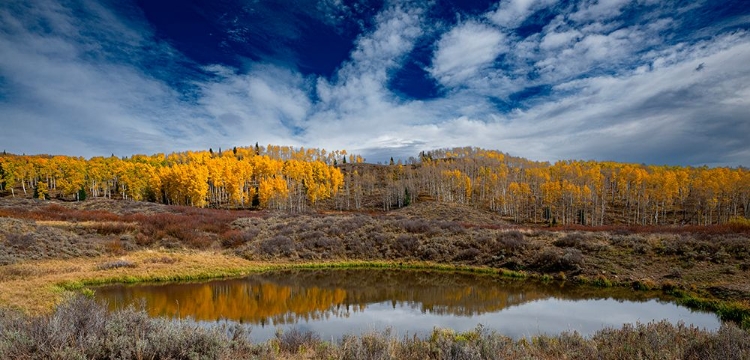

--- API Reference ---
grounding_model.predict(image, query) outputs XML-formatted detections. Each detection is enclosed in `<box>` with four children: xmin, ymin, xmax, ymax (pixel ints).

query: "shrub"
<box><xmin>338</xmin><ymin>216</ymin><xmax>370</xmax><ymax>234</ymax></box>
<box><xmin>526</xmin><ymin>230</ymin><xmax>552</xmax><ymax>238</ymax></box>
<box><xmin>270</xmin><ymin>223</ymin><xmax>294</xmax><ymax>237</ymax></box>
<box><xmin>143</xmin><ymin>256</ymin><xmax>178</xmax><ymax>264</ymax></box>
<box><xmin>610</xmin><ymin>235</ymin><xmax>641</xmax><ymax>249</ymax></box>
<box><xmin>534</xmin><ymin>248</ymin><xmax>583</xmax><ymax>272</ymax></box>
<box><xmin>1</xmin><ymin>297</ymin><xmax>750</xmax><ymax>359</ymax></box>
<box><xmin>369</xmin><ymin>232</ymin><xmax>392</xmax><ymax>244</ymax></box>
<box><xmin>556</xmin><ymin>232</ymin><xmax>608</xmax><ymax>253</ymax></box>
<box><xmin>342</xmin><ymin>236</ymin><xmax>376</xmax><ymax>259</ymax></box>
<box><xmin>717</xmin><ymin>236</ymin><xmax>750</xmax><ymax>260</ymax></box>
<box><xmin>474</xmin><ymin>234</ymin><xmax>494</xmax><ymax>248</ymax></box>
<box><xmin>418</xmin><ymin>246</ymin><xmax>440</xmax><ymax>261</ymax></box>
<box><xmin>184</xmin><ymin>234</ymin><xmax>213</xmax><ymax>249</ymax></box>
<box><xmin>662</xmin><ymin>236</ymin><xmax>719</xmax><ymax>259</ymax></box>
<box><xmin>276</xmin><ymin>328</ymin><xmax>320</xmax><ymax>354</ymax></box>
<box><xmin>400</xmin><ymin>219</ymin><xmax>431</xmax><ymax>234</ymax></box>
<box><xmin>684</xmin><ymin>323</ymin><xmax>750</xmax><ymax>359</ymax></box>
<box><xmin>92</xmin><ymin>222</ymin><xmax>136</xmax><ymax>235</ymax></box>
<box><xmin>299</xmin><ymin>235</ymin><xmax>342</xmax><ymax>259</ymax></box>
<box><xmin>6</xmin><ymin>232</ymin><xmax>35</xmax><ymax>249</ymax></box>
<box><xmin>496</xmin><ymin>230</ymin><xmax>525</xmax><ymax>253</ymax></box>
<box><xmin>713</xmin><ymin>248</ymin><xmax>731</xmax><ymax>264</ymax></box>
<box><xmin>134</xmin><ymin>233</ymin><xmax>156</xmax><ymax>247</ymax></box>
<box><xmin>393</xmin><ymin>234</ymin><xmax>420</xmax><ymax>256</ymax></box>
<box><xmin>298</xmin><ymin>230</ymin><xmax>326</xmax><ymax>242</ymax></box>
<box><xmin>439</xmin><ymin>221</ymin><xmax>466</xmax><ymax>234</ymax></box>
<box><xmin>96</xmin><ymin>259</ymin><xmax>137</xmax><ymax>270</ymax></box>
<box><xmin>553</xmin><ymin>233</ymin><xmax>586</xmax><ymax>248</ymax></box>
<box><xmin>259</xmin><ymin>235</ymin><xmax>294</xmax><ymax>257</ymax></box>
<box><xmin>453</xmin><ymin>248</ymin><xmax>481</xmax><ymax>262</ymax></box>
<box><xmin>632</xmin><ymin>279</ymin><xmax>657</xmax><ymax>291</ymax></box>
<box><xmin>221</xmin><ymin>228</ymin><xmax>259</xmax><ymax>248</ymax></box>
<box><xmin>592</xmin><ymin>275</ymin><xmax>613</xmax><ymax>287</ymax></box>
<box><xmin>340</xmin><ymin>329</ymin><xmax>392</xmax><ymax>360</ymax></box>
<box><xmin>105</xmin><ymin>240</ymin><xmax>125</xmax><ymax>255</ymax></box>
<box><xmin>560</xmin><ymin>248</ymin><xmax>584</xmax><ymax>269</ymax></box>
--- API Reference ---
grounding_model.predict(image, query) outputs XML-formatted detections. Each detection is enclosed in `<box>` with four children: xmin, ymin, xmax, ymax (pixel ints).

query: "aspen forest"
<box><xmin>0</xmin><ymin>145</ymin><xmax>748</xmax><ymax>226</ymax></box>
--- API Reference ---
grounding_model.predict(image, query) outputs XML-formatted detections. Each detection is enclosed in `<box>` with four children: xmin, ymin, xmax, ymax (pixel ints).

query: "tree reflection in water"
<box><xmin>96</xmin><ymin>269</ymin><xmax>678</xmax><ymax>325</ymax></box>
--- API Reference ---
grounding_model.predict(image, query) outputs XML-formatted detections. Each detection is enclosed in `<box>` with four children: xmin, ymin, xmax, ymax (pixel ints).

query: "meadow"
<box><xmin>1</xmin><ymin>197</ymin><xmax>749</xmax><ymax>358</ymax></box>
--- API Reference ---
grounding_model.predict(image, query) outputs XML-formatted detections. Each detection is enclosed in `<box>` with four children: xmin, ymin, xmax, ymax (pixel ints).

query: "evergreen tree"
<box><xmin>77</xmin><ymin>187</ymin><xmax>87</xmax><ymax>201</ymax></box>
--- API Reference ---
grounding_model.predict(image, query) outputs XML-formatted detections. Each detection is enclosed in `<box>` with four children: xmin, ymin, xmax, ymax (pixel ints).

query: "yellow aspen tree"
<box><xmin>0</xmin><ymin>157</ymin><xmax>18</xmax><ymax>197</ymax></box>
<box><xmin>36</xmin><ymin>181</ymin><xmax>49</xmax><ymax>200</ymax></box>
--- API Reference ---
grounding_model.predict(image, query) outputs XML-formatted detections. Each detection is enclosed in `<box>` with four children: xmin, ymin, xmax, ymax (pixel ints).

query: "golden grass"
<box><xmin>3</xmin><ymin>251</ymin><xmax>750</xmax><ymax>328</ymax></box>
<box><xmin>35</xmin><ymin>220</ymin><xmax>138</xmax><ymax>228</ymax></box>
<box><xmin>0</xmin><ymin>251</ymin><xmax>502</xmax><ymax>315</ymax></box>
<box><xmin>0</xmin><ymin>250</ymin><xmax>261</xmax><ymax>314</ymax></box>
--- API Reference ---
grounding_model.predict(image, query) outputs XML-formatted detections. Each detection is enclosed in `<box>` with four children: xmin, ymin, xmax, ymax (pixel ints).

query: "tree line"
<box><xmin>1</xmin><ymin>145</ymin><xmax>748</xmax><ymax>225</ymax></box>
<box><xmin>335</xmin><ymin>147</ymin><xmax>749</xmax><ymax>226</ymax></box>
<box><xmin>0</xmin><ymin>145</ymin><xmax>351</xmax><ymax>212</ymax></box>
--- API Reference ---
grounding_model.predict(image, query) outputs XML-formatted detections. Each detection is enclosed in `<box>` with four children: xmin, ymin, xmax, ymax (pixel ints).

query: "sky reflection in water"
<box><xmin>95</xmin><ymin>269</ymin><xmax>721</xmax><ymax>342</ymax></box>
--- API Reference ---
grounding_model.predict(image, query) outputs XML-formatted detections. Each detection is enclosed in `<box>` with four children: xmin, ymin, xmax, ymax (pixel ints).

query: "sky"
<box><xmin>1</xmin><ymin>0</ymin><xmax>749</xmax><ymax>166</ymax></box>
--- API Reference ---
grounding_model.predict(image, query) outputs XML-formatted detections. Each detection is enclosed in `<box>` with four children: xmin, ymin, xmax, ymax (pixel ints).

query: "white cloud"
<box><xmin>0</xmin><ymin>0</ymin><xmax>219</xmax><ymax>155</ymax></box>
<box><xmin>429</xmin><ymin>22</ymin><xmax>506</xmax><ymax>87</ymax></box>
<box><xmin>0</xmin><ymin>0</ymin><xmax>747</xmax><ymax>167</ymax></box>
<box><xmin>489</xmin><ymin>0</ymin><xmax>559</xmax><ymax>29</ymax></box>
<box><xmin>540</xmin><ymin>30</ymin><xmax>582</xmax><ymax>50</ymax></box>
<box><xmin>197</xmin><ymin>64</ymin><xmax>312</xmax><ymax>145</ymax></box>
<box><xmin>351</xmin><ymin>31</ymin><xmax>750</xmax><ymax>165</ymax></box>
<box><xmin>569</xmin><ymin>0</ymin><xmax>633</xmax><ymax>23</ymax></box>
<box><xmin>503</xmin><ymin>32</ymin><xmax>750</xmax><ymax>165</ymax></box>
<box><xmin>298</xmin><ymin>4</ymin><xmax>429</xmax><ymax>155</ymax></box>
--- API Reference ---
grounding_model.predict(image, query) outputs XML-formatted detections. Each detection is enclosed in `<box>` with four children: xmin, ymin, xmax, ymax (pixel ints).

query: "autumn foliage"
<box><xmin>339</xmin><ymin>147</ymin><xmax>749</xmax><ymax>226</ymax></box>
<box><xmin>1</xmin><ymin>145</ymin><xmax>748</xmax><ymax>225</ymax></box>
<box><xmin>0</xmin><ymin>145</ymin><xmax>345</xmax><ymax>212</ymax></box>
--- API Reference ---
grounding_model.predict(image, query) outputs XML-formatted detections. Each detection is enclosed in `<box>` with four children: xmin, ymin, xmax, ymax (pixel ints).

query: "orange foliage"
<box><xmin>1</xmin><ymin>146</ymin><xmax>748</xmax><ymax>225</ymax></box>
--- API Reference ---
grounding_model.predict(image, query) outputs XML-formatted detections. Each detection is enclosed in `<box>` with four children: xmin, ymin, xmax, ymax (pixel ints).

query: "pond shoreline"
<box><xmin>0</xmin><ymin>295</ymin><xmax>747</xmax><ymax>359</ymax></box>
<box><xmin>1</xmin><ymin>250</ymin><xmax>746</xmax><ymax>328</ymax></box>
<box><xmin>93</xmin><ymin>266</ymin><xmax>722</xmax><ymax>342</ymax></box>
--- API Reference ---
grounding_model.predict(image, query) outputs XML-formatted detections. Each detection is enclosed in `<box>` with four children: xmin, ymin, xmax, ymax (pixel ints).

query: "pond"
<box><xmin>95</xmin><ymin>269</ymin><xmax>721</xmax><ymax>342</ymax></box>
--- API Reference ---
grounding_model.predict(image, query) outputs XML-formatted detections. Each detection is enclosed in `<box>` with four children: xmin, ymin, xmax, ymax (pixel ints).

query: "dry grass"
<box><xmin>2</xmin><ymin>197</ymin><xmax>750</xmax><ymax>322</ymax></box>
<box><xmin>1</xmin><ymin>296</ymin><xmax>748</xmax><ymax>359</ymax></box>
<box><xmin>0</xmin><ymin>250</ymin><xmax>262</xmax><ymax>314</ymax></box>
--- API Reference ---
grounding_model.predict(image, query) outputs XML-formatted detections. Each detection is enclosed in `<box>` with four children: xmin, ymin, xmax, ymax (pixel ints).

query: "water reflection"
<box><xmin>95</xmin><ymin>269</ymin><xmax>721</xmax><ymax>341</ymax></box>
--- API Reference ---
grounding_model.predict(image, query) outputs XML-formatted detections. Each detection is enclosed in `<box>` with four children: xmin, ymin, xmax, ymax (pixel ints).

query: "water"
<box><xmin>95</xmin><ymin>269</ymin><xmax>721</xmax><ymax>342</ymax></box>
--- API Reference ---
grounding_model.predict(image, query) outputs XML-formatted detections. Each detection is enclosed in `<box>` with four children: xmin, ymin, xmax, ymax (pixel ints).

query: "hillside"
<box><xmin>1</xmin><ymin>197</ymin><xmax>750</xmax><ymax>313</ymax></box>
<box><xmin>1</xmin><ymin>145</ymin><xmax>748</xmax><ymax>226</ymax></box>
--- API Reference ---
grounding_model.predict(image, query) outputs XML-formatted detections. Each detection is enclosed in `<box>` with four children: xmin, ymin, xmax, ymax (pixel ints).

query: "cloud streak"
<box><xmin>0</xmin><ymin>0</ymin><xmax>748</xmax><ymax>166</ymax></box>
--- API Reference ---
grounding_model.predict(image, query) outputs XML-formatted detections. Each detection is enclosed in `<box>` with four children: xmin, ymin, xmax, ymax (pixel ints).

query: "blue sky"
<box><xmin>1</xmin><ymin>0</ymin><xmax>749</xmax><ymax>166</ymax></box>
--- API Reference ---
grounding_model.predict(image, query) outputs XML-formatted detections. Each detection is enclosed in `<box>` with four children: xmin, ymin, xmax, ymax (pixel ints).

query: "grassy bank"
<box><xmin>2</xmin><ymin>198</ymin><xmax>750</xmax><ymax>330</ymax></box>
<box><xmin>1</xmin><ymin>296</ymin><xmax>748</xmax><ymax>360</ymax></box>
<box><xmin>0</xmin><ymin>250</ymin><xmax>256</xmax><ymax>313</ymax></box>
<box><xmin>3</xmin><ymin>249</ymin><xmax>750</xmax><ymax>330</ymax></box>
<box><xmin>0</xmin><ymin>250</ymin><xmax>517</xmax><ymax>314</ymax></box>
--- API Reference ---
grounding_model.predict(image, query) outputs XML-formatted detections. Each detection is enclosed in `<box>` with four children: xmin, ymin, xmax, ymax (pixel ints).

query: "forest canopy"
<box><xmin>0</xmin><ymin>145</ymin><xmax>747</xmax><ymax>226</ymax></box>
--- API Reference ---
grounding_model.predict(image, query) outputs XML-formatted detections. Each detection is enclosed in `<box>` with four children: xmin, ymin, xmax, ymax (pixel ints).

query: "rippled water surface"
<box><xmin>95</xmin><ymin>269</ymin><xmax>721</xmax><ymax>341</ymax></box>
